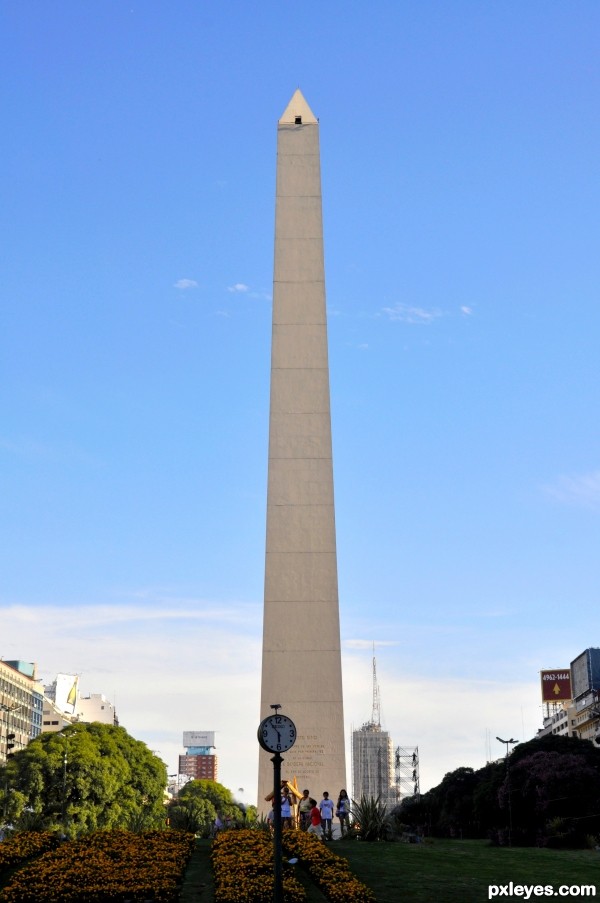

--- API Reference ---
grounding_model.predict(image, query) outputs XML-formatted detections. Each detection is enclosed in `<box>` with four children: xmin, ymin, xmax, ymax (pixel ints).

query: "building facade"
<box><xmin>76</xmin><ymin>693</ymin><xmax>118</xmax><ymax>726</ymax></box>
<box><xmin>0</xmin><ymin>660</ymin><xmax>43</xmax><ymax>763</ymax></box>
<box><xmin>179</xmin><ymin>731</ymin><xmax>217</xmax><ymax>781</ymax></box>
<box><xmin>537</xmin><ymin>648</ymin><xmax>600</xmax><ymax>745</ymax></box>
<box><xmin>352</xmin><ymin>723</ymin><xmax>396</xmax><ymax>806</ymax></box>
<box><xmin>178</xmin><ymin>753</ymin><xmax>218</xmax><ymax>780</ymax></box>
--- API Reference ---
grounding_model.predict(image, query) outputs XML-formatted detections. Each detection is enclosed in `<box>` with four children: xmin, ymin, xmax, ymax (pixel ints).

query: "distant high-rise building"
<box><xmin>352</xmin><ymin>724</ymin><xmax>395</xmax><ymax>804</ymax></box>
<box><xmin>351</xmin><ymin>653</ymin><xmax>396</xmax><ymax>805</ymax></box>
<box><xmin>179</xmin><ymin>730</ymin><xmax>217</xmax><ymax>781</ymax></box>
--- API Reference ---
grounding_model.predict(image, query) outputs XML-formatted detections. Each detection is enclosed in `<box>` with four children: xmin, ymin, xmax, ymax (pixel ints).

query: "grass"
<box><xmin>179</xmin><ymin>837</ymin><xmax>600</xmax><ymax>903</ymax></box>
<box><xmin>178</xmin><ymin>839</ymin><xmax>214</xmax><ymax>901</ymax></box>
<box><xmin>339</xmin><ymin>838</ymin><xmax>600</xmax><ymax>903</ymax></box>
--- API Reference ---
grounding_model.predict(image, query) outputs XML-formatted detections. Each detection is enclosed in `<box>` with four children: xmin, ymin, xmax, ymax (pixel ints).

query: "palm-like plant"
<box><xmin>350</xmin><ymin>795</ymin><xmax>395</xmax><ymax>841</ymax></box>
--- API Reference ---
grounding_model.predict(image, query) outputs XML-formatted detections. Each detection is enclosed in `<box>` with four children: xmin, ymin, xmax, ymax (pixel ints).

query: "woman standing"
<box><xmin>298</xmin><ymin>789</ymin><xmax>312</xmax><ymax>830</ymax></box>
<box><xmin>336</xmin><ymin>789</ymin><xmax>350</xmax><ymax>836</ymax></box>
<box><xmin>280</xmin><ymin>787</ymin><xmax>292</xmax><ymax>828</ymax></box>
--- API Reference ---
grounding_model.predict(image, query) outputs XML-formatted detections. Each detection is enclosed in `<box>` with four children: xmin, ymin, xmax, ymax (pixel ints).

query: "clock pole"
<box><xmin>272</xmin><ymin>751</ymin><xmax>283</xmax><ymax>903</ymax></box>
<box><xmin>257</xmin><ymin>706</ymin><xmax>297</xmax><ymax>903</ymax></box>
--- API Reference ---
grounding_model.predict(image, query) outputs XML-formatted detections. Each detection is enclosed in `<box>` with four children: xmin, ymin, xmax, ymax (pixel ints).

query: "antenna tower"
<box><xmin>371</xmin><ymin>645</ymin><xmax>381</xmax><ymax>726</ymax></box>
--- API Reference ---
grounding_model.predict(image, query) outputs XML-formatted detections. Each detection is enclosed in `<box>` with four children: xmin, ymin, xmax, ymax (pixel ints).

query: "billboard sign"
<box><xmin>540</xmin><ymin>670</ymin><xmax>571</xmax><ymax>702</ymax></box>
<box><xmin>183</xmin><ymin>731</ymin><xmax>215</xmax><ymax>748</ymax></box>
<box><xmin>55</xmin><ymin>673</ymin><xmax>79</xmax><ymax>715</ymax></box>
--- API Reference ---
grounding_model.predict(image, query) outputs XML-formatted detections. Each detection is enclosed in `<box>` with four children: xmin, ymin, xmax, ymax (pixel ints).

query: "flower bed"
<box><xmin>0</xmin><ymin>832</ymin><xmax>58</xmax><ymax>874</ymax></box>
<box><xmin>211</xmin><ymin>828</ymin><xmax>305</xmax><ymax>903</ymax></box>
<box><xmin>0</xmin><ymin>829</ymin><xmax>195</xmax><ymax>903</ymax></box>
<box><xmin>283</xmin><ymin>829</ymin><xmax>376</xmax><ymax>903</ymax></box>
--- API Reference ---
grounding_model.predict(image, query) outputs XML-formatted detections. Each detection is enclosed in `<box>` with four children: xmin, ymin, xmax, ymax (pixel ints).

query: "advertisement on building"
<box><xmin>55</xmin><ymin>673</ymin><xmax>79</xmax><ymax>714</ymax></box>
<box><xmin>183</xmin><ymin>731</ymin><xmax>215</xmax><ymax>748</ymax></box>
<box><xmin>540</xmin><ymin>669</ymin><xmax>571</xmax><ymax>702</ymax></box>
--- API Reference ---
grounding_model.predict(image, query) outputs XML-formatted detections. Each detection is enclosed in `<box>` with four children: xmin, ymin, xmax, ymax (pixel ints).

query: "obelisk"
<box><xmin>258</xmin><ymin>90</ymin><xmax>346</xmax><ymax>809</ymax></box>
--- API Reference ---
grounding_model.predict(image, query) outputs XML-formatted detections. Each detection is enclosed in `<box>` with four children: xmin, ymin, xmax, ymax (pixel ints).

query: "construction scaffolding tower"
<box><xmin>394</xmin><ymin>746</ymin><xmax>420</xmax><ymax>802</ymax></box>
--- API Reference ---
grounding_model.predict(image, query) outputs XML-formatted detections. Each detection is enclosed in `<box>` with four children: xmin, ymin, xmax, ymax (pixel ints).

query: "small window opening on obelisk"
<box><xmin>295</xmin><ymin>115</ymin><xmax>302</xmax><ymax>124</ymax></box>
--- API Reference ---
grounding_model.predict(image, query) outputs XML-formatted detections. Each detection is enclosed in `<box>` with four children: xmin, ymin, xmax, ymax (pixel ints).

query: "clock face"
<box><xmin>257</xmin><ymin>714</ymin><xmax>297</xmax><ymax>752</ymax></box>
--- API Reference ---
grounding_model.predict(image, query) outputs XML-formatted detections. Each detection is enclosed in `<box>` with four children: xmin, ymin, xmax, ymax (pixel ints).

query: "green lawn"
<box><xmin>181</xmin><ymin>837</ymin><xmax>600</xmax><ymax>903</ymax></box>
<box><xmin>340</xmin><ymin>838</ymin><xmax>600</xmax><ymax>903</ymax></box>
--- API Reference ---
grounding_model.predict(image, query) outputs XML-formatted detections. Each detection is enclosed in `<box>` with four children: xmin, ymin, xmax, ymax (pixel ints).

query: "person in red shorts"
<box><xmin>307</xmin><ymin>798</ymin><xmax>322</xmax><ymax>839</ymax></box>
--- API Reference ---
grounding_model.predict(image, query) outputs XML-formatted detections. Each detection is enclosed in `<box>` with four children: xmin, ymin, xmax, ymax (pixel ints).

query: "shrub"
<box><xmin>0</xmin><ymin>829</ymin><xmax>194</xmax><ymax>902</ymax></box>
<box><xmin>211</xmin><ymin>828</ymin><xmax>305</xmax><ymax>903</ymax></box>
<box><xmin>0</xmin><ymin>832</ymin><xmax>58</xmax><ymax>875</ymax></box>
<box><xmin>350</xmin><ymin>794</ymin><xmax>394</xmax><ymax>841</ymax></box>
<box><xmin>283</xmin><ymin>828</ymin><xmax>376</xmax><ymax>903</ymax></box>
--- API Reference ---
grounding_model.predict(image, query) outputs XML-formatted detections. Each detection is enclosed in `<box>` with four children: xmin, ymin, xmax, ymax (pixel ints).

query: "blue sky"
<box><xmin>2</xmin><ymin>1</ymin><xmax>599</xmax><ymax>800</ymax></box>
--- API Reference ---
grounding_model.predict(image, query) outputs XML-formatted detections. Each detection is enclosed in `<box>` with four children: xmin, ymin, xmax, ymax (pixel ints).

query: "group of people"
<box><xmin>283</xmin><ymin>787</ymin><xmax>351</xmax><ymax>839</ymax></box>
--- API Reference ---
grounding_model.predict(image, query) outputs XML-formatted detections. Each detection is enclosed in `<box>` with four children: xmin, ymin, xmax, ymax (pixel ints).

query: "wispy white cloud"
<box><xmin>381</xmin><ymin>303</ymin><xmax>442</xmax><ymax>324</ymax></box>
<box><xmin>3</xmin><ymin>600</ymin><xmax>262</xmax><ymax>798</ymax></box>
<box><xmin>342</xmin><ymin>657</ymin><xmax>538</xmax><ymax>791</ymax></box>
<box><xmin>174</xmin><ymin>279</ymin><xmax>198</xmax><ymax>290</ymax></box>
<box><xmin>5</xmin><ymin>599</ymin><xmax>541</xmax><ymax>801</ymax></box>
<box><xmin>0</xmin><ymin>437</ymin><xmax>102</xmax><ymax>467</ymax></box>
<box><xmin>460</xmin><ymin>305</ymin><xmax>473</xmax><ymax>315</ymax></box>
<box><xmin>543</xmin><ymin>470</ymin><xmax>600</xmax><ymax>510</ymax></box>
<box><xmin>226</xmin><ymin>284</ymin><xmax>271</xmax><ymax>300</ymax></box>
<box><xmin>2</xmin><ymin>600</ymin><xmax>259</xmax><ymax>632</ymax></box>
<box><xmin>345</xmin><ymin>639</ymin><xmax>400</xmax><ymax>649</ymax></box>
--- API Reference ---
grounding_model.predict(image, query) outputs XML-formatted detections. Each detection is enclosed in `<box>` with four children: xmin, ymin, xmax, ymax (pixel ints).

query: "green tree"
<box><xmin>168</xmin><ymin>779</ymin><xmax>245</xmax><ymax>836</ymax></box>
<box><xmin>398</xmin><ymin>735</ymin><xmax>600</xmax><ymax>846</ymax></box>
<box><xmin>168</xmin><ymin>796</ymin><xmax>217</xmax><ymax>835</ymax></box>
<box><xmin>4</xmin><ymin>723</ymin><xmax>167</xmax><ymax>836</ymax></box>
<box><xmin>500</xmin><ymin>749</ymin><xmax>600</xmax><ymax>846</ymax></box>
<box><xmin>471</xmin><ymin>760</ymin><xmax>504</xmax><ymax>836</ymax></box>
<box><xmin>178</xmin><ymin>778</ymin><xmax>243</xmax><ymax>821</ymax></box>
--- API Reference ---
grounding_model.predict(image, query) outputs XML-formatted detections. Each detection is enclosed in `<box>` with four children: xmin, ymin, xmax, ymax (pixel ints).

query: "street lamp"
<box><xmin>60</xmin><ymin>731</ymin><xmax>79</xmax><ymax>837</ymax></box>
<box><xmin>496</xmin><ymin>736</ymin><xmax>517</xmax><ymax>846</ymax></box>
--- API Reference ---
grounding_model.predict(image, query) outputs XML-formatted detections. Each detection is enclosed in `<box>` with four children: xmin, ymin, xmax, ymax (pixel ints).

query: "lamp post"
<box><xmin>496</xmin><ymin>736</ymin><xmax>517</xmax><ymax>846</ymax></box>
<box><xmin>60</xmin><ymin>730</ymin><xmax>79</xmax><ymax>837</ymax></box>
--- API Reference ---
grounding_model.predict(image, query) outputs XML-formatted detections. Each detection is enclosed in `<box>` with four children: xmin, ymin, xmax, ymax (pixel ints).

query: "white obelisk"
<box><xmin>258</xmin><ymin>90</ymin><xmax>346</xmax><ymax>809</ymax></box>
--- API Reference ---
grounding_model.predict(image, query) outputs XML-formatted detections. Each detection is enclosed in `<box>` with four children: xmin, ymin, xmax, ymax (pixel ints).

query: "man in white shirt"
<box><xmin>319</xmin><ymin>791</ymin><xmax>334</xmax><ymax>840</ymax></box>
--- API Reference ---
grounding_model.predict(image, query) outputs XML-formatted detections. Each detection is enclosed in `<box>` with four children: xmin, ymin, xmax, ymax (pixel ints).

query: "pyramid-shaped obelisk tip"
<box><xmin>279</xmin><ymin>89</ymin><xmax>318</xmax><ymax>125</ymax></box>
